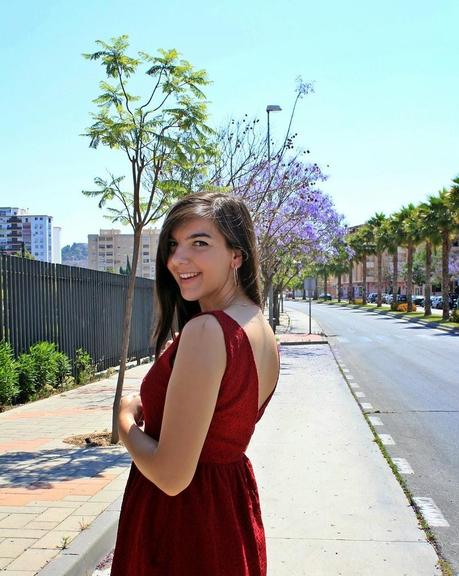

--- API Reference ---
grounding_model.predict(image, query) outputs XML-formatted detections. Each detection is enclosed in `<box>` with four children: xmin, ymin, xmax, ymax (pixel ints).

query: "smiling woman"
<box><xmin>110</xmin><ymin>191</ymin><xmax>280</xmax><ymax>576</ymax></box>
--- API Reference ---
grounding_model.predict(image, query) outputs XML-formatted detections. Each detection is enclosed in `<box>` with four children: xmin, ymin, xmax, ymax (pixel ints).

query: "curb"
<box><xmin>319</xmin><ymin>302</ymin><xmax>459</xmax><ymax>334</ymax></box>
<box><xmin>37</xmin><ymin>497</ymin><xmax>122</xmax><ymax>576</ymax></box>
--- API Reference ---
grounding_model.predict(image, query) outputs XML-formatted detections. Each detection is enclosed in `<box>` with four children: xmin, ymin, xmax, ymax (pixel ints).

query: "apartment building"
<box><xmin>88</xmin><ymin>228</ymin><xmax>160</xmax><ymax>279</ymax></box>
<box><xmin>326</xmin><ymin>225</ymin><xmax>459</xmax><ymax>299</ymax></box>
<box><xmin>0</xmin><ymin>207</ymin><xmax>59</xmax><ymax>263</ymax></box>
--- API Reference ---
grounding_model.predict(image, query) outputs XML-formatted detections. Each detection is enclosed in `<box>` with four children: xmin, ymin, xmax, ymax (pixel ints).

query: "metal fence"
<box><xmin>0</xmin><ymin>255</ymin><xmax>155</xmax><ymax>371</ymax></box>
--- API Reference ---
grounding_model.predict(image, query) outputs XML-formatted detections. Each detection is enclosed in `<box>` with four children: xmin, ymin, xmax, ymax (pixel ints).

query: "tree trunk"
<box><xmin>362</xmin><ymin>257</ymin><xmax>367</xmax><ymax>304</ymax></box>
<box><xmin>407</xmin><ymin>242</ymin><xmax>414</xmax><ymax>312</ymax></box>
<box><xmin>348</xmin><ymin>262</ymin><xmax>354</xmax><ymax>303</ymax></box>
<box><xmin>441</xmin><ymin>230</ymin><xmax>450</xmax><ymax>321</ymax></box>
<box><xmin>337</xmin><ymin>274</ymin><xmax>342</xmax><ymax>302</ymax></box>
<box><xmin>273</xmin><ymin>288</ymin><xmax>280</xmax><ymax>326</ymax></box>
<box><xmin>111</xmin><ymin>227</ymin><xmax>142</xmax><ymax>444</ymax></box>
<box><xmin>313</xmin><ymin>276</ymin><xmax>319</xmax><ymax>300</ymax></box>
<box><xmin>324</xmin><ymin>273</ymin><xmax>328</xmax><ymax>299</ymax></box>
<box><xmin>376</xmin><ymin>252</ymin><xmax>382</xmax><ymax>307</ymax></box>
<box><xmin>424</xmin><ymin>240</ymin><xmax>432</xmax><ymax>316</ymax></box>
<box><xmin>391</xmin><ymin>250</ymin><xmax>399</xmax><ymax>311</ymax></box>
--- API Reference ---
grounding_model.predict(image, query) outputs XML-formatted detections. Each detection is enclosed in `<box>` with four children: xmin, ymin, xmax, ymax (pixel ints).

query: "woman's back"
<box><xmin>222</xmin><ymin>303</ymin><xmax>279</xmax><ymax>411</ymax></box>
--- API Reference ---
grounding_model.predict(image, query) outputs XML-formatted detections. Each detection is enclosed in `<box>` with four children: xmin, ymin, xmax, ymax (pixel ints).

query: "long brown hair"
<box><xmin>154</xmin><ymin>191</ymin><xmax>261</xmax><ymax>357</ymax></box>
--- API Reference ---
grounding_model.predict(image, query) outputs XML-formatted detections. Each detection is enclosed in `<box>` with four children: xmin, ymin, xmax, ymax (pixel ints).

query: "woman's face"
<box><xmin>166</xmin><ymin>217</ymin><xmax>241</xmax><ymax>310</ymax></box>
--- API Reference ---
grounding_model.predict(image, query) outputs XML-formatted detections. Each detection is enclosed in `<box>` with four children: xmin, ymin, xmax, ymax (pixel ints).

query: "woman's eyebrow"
<box><xmin>186</xmin><ymin>232</ymin><xmax>212</xmax><ymax>240</ymax></box>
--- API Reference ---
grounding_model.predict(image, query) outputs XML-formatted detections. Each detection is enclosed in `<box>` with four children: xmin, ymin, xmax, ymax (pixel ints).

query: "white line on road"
<box><xmin>378</xmin><ymin>434</ymin><xmax>395</xmax><ymax>445</ymax></box>
<box><xmin>392</xmin><ymin>457</ymin><xmax>414</xmax><ymax>474</ymax></box>
<box><xmin>361</xmin><ymin>402</ymin><xmax>374</xmax><ymax>411</ymax></box>
<box><xmin>349</xmin><ymin>382</ymin><xmax>360</xmax><ymax>389</ymax></box>
<box><xmin>413</xmin><ymin>497</ymin><xmax>450</xmax><ymax>527</ymax></box>
<box><xmin>368</xmin><ymin>416</ymin><xmax>383</xmax><ymax>426</ymax></box>
<box><xmin>342</xmin><ymin>368</ymin><xmax>350</xmax><ymax>373</ymax></box>
<box><xmin>355</xmin><ymin>391</ymin><xmax>366</xmax><ymax>398</ymax></box>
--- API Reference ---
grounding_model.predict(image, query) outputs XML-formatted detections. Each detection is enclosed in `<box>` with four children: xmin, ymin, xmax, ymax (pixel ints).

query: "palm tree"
<box><xmin>398</xmin><ymin>203</ymin><xmax>421</xmax><ymax>312</ymax></box>
<box><xmin>428</xmin><ymin>188</ymin><xmax>459</xmax><ymax>320</ymax></box>
<box><xmin>353</xmin><ymin>223</ymin><xmax>374</xmax><ymax>304</ymax></box>
<box><xmin>367</xmin><ymin>212</ymin><xmax>386</xmax><ymax>307</ymax></box>
<box><xmin>329</xmin><ymin>240</ymin><xmax>351</xmax><ymax>302</ymax></box>
<box><xmin>382</xmin><ymin>213</ymin><xmax>403</xmax><ymax>310</ymax></box>
<box><xmin>417</xmin><ymin>201</ymin><xmax>441</xmax><ymax>316</ymax></box>
<box><xmin>347</xmin><ymin>229</ymin><xmax>367</xmax><ymax>303</ymax></box>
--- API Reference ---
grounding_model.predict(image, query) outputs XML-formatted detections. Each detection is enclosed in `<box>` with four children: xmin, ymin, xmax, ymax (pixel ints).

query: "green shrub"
<box><xmin>74</xmin><ymin>348</ymin><xmax>94</xmax><ymax>385</ymax></box>
<box><xmin>451</xmin><ymin>308</ymin><xmax>459</xmax><ymax>323</ymax></box>
<box><xmin>55</xmin><ymin>352</ymin><xmax>71</xmax><ymax>386</ymax></box>
<box><xmin>17</xmin><ymin>352</ymin><xmax>37</xmax><ymax>402</ymax></box>
<box><xmin>29</xmin><ymin>342</ymin><xmax>60</xmax><ymax>391</ymax></box>
<box><xmin>0</xmin><ymin>341</ymin><xmax>19</xmax><ymax>406</ymax></box>
<box><xmin>16</xmin><ymin>342</ymin><xmax>72</xmax><ymax>401</ymax></box>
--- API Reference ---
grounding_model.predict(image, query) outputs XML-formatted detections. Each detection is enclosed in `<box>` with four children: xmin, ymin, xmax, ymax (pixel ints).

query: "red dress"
<box><xmin>111</xmin><ymin>310</ymin><xmax>277</xmax><ymax>576</ymax></box>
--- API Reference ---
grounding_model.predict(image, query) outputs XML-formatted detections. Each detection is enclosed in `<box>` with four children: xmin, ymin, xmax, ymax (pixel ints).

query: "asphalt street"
<box><xmin>286</xmin><ymin>300</ymin><xmax>459</xmax><ymax>575</ymax></box>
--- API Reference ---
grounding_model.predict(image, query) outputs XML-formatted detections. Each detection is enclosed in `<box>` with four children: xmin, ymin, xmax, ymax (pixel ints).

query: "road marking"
<box><xmin>378</xmin><ymin>434</ymin><xmax>395</xmax><ymax>445</ymax></box>
<box><xmin>368</xmin><ymin>416</ymin><xmax>383</xmax><ymax>426</ymax></box>
<box><xmin>342</xmin><ymin>368</ymin><xmax>350</xmax><ymax>373</ymax></box>
<box><xmin>392</xmin><ymin>458</ymin><xmax>414</xmax><ymax>474</ymax></box>
<box><xmin>413</xmin><ymin>497</ymin><xmax>450</xmax><ymax>527</ymax></box>
<box><xmin>355</xmin><ymin>391</ymin><xmax>366</xmax><ymax>398</ymax></box>
<box><xmin>337</xmin><ymin>337</ymin><xmax>350</xmax><ymax>343</ymax></box>
<box><xmin>361</xmin><ymin>402</ymin><xmax>374</xmax><ymax>411</ymax></box>
<box><xmin>347</xmin><ymin>375</ymin><xmax>355</xmax><ymax>381</ymax></box>
<box><xmin>349</xmin><ymin>382</ymin><xmax>360</xmax><ymax>389</ymax></box>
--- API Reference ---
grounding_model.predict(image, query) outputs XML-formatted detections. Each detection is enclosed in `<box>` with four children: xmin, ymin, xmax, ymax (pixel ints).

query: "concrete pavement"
<box><xmin>0</xmin><ymin>310</ymin><xmax>444</xmax><ymax>575</ymax></box>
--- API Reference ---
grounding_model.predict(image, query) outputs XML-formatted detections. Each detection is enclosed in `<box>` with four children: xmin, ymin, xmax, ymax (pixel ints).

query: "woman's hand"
<box><xmin>119</xmin><ymin>394</ymin><xmax>144</xmax><ymax>427</ymax></box>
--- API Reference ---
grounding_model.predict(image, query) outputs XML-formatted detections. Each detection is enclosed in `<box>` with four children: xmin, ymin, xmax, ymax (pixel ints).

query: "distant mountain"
<box><xmin>62</xmin><ymin>243</ymin><xmax>88</xmax><ymax>263</ymax></box>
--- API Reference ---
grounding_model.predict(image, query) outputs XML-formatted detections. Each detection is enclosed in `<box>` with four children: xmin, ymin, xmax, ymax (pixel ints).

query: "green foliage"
<box><xmin>82</xmin><ymin>35</ymin><xmax>215</xmax><ymax>227</ymax></box>
<box><xmin>0</xmin><ymin>341</ymin><xmax>19</xmax><ymax>405</ymax></box>
<box><xmin>16</xmin><ymin>342</ymin><xmax>72</xmax><ymax>402</ymax></box>
<box><xmin>17</xmin><ymin>352</ymin><xmax>37</xmax><ymax>402</ymax></box>
<box><xmin>119</xmin><ymin>255</ymin><xmax>131</xmax><ymax>275</ymax></box>
<box><xmin>74</xmin><ymin>348</ymin><xmax>95</xmax><ymax>385</ymax></box>
<box><xmin>451</xmin><ymin>308</ymin><xmax>459</xmax><ymax>323</ymax></box>
<box><xmin>55</xmin><ymin>352</ymin><xmax>72</xmax><ymax>386</ymax></box>
<box><xmin>61</xmin><ymin>243</ymin><xmax>88</xmax><ymax>263</ymax></box>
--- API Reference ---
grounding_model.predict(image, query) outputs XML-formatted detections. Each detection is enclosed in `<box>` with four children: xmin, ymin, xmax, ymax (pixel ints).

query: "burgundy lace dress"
<box><xmin>111</xmin><ymin>310</ymin><xmax>277</xmax><ymax>576</ymax></box>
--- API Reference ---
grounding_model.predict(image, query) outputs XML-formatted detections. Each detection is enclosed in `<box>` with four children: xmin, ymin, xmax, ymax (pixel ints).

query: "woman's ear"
<box><xmin>232</xmin><ymin>249</ymin><xmax>243</xmax><ymax>268</ymax></box>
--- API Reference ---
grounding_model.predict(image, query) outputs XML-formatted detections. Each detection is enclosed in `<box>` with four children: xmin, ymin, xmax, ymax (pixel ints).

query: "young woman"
<box><xmin>111</xmin><ymin>191</ymin><xmax>280</xmax><ymax>575</ymax></box>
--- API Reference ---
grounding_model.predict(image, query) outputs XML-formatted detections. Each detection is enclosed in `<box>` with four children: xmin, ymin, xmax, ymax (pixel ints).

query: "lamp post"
<box><xmin>266</xmin><ymin>104</ymin><xmax>282</xmax><ymax>330</ymax></box>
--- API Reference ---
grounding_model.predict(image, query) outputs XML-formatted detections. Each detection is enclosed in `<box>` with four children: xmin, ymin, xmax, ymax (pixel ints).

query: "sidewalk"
<box><xmin>0</xmin><ymin>365</ymin><xmax>149</xmax><ymax>576</ymax></box>
<box><xmin>0</xmin><ymin>311</ymin><xmax>443</xmax><ymax>575</ymax></box>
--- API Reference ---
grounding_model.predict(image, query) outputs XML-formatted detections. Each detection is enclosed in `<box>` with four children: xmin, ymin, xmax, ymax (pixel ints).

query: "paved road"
<box><xmin>286</xmin><ymin>300</ymin><xmax>459</xmax><ymax>574</ymax></box>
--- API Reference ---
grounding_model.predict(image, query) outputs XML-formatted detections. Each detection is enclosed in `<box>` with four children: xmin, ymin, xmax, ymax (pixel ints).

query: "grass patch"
<box><xmin>323</xmin><ymin>301</ymin><xmax>459</xmax><ymax>330</ymax></box>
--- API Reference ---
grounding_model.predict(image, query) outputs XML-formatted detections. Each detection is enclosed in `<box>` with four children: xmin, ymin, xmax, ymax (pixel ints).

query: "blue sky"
<box><xmin>1</xmin><ymin>0</ymin><xmax>458</xmax><ymax>246</ymax></box>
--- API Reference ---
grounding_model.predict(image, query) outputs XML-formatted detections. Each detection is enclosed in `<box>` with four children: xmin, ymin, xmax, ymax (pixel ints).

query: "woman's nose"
<box><xmin>169</xmin><ymin>245</ymin><xmax>189</xmax><ymax>265</ymax></box>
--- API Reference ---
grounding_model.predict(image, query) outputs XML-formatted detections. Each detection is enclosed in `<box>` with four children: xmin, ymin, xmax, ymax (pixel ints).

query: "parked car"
<box><xmin>383</xmin><ymin>294</ymin><xmax>393</xmax><ymax>304</ymax></box>
<box><xmin>412</xmin><ymin>295</ymin><xmax>425</xmax><ymax>306</ymax></box>
<box><xmin>368</xmin><ymin>293</ymin><xmax>378</xmax><ymax>303</ymax></box>
<box><xmin>319</xmin><ymin>293</ymin><xmax>332</xmax><ymax>300</ymax></box>
<box><xmin>431</xmin><ymin>296</ymin><xmax>442</xmax><ymax>309</ymax></box>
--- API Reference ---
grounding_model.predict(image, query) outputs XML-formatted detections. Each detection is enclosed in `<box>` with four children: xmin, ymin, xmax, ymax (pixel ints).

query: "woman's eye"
<box><xmin>167</xmin><ymin>240</ymin><xmax>177</xmax><ymax>251</ymax></box>
<box><xmin>193</xmin><ymin>240</ymin><xmax>208</xmax><ymax>247</ymax></box>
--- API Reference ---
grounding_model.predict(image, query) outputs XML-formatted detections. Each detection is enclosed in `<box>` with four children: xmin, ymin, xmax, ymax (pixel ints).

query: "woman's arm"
<box><xmin>119</xmin><ymin>314</ymin><xmax>226</xmax><ymax>496</ymax></box>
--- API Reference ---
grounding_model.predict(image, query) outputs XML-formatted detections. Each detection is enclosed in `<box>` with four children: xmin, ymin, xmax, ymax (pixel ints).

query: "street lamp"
<box><xmin>266</xmin><ymin>104</ymin><xmax>282</xmax><ymax>330</ymax></box>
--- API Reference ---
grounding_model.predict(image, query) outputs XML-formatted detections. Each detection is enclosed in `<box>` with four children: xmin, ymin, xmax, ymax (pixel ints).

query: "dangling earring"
<box><xmin>233</xmin><ymin>266</ymin><xmax>239</xmax><ymax>287</ymax></box>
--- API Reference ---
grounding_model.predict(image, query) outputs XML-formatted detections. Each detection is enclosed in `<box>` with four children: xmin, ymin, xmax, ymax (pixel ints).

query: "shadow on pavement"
<box><xmin>0</xmin><ymin>447</ymin><xmax>130</xmax><ymax>489</ymax></box>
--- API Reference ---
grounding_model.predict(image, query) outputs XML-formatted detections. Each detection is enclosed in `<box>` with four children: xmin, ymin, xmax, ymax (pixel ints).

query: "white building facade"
<box><xmin>0</xmin><ymin>207</ymin><xmax>59</xmax><ymax>263</ymax></box>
